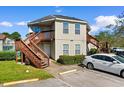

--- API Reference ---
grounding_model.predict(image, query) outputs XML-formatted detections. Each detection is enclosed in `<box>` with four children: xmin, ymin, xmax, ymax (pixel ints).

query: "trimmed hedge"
<box><xmin>0</xmin><ymin>51</ymin><xmax>16</xmax><ymax>61</ymax></box>
<box><xmin>88</xmin><ymin>48</ymin><xmax>98</xmax><ymax>55</ymax></box>
<box><xmin>57</xmin><ymin>55</ymin><xmax>85</xmax><ymax>65</ymax></box>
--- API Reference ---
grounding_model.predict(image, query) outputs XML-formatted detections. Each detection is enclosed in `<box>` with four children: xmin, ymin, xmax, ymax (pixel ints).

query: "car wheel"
<box><xmin>87</xmin><ymin>63</ymin><xmax>94</xmax><ymax>70</ymax></box>
<box><xmin>121</xmin><ymin>70</ymin><xmax>124</xmax><ymax>78</ymax></box>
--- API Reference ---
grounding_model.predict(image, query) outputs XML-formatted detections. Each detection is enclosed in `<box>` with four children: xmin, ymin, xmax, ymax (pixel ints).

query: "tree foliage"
<box><xmin>2</xmin><ymin>32</ymin><xmax>10</xmax><ymax>37</ymax></box>
<box><xmin>9</xmin><ymin>32</ymin><xmax>21</xmax><ymax>40</ymax></box>
<box><xmin>1</xmin><ymin>32</ymin><xmax>21</xmax><ymax>40</ymax></box>
<box><xmin>95</xmin><ymin>11</ymin><xmax>124</xmax><ymax>48</ymax></box>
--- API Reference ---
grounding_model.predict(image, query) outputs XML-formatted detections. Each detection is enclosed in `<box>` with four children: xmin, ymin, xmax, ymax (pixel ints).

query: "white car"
<box><xmin>83</xmin><ymin>53</ymin><xmax>124</xmax><ymax>78</ymax></box>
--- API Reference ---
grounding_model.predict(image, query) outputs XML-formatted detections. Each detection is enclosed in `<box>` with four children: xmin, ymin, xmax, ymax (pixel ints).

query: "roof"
<box><xmin>28</xmin><ymin>15</ymin><xmax>87</xmax><ymax>25</ymax></box>
<box><xmin>0</xmin><ymin>34</ymin><xmax>6</xmax><ymax>40</ymax></box>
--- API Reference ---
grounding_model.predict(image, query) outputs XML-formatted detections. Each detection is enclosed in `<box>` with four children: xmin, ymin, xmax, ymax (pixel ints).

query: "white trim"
<box><xmin>28</xmin><ymin>18</ymin><xmax>55</xmax><ymax>25</ymax></box>
<box><xmin>56</xmin><ymin>18</ymin><xmax>87</xmax><ymax>24</ymax></box>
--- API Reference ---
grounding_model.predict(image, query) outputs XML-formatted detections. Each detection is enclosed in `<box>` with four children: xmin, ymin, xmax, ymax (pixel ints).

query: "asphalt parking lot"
<box><xmin>9</xmin><ymin>65</ymin><xmax>124</xmax><ymax>87</ymax></box>
<box><xmin>57</xmin><ymin>68</ymin><xmax>124</xmax><ymax>87</ymax></box>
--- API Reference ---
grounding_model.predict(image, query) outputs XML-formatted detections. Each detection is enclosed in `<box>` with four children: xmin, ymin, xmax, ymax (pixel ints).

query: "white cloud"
<box><xmin>16</xmin><ymin>21</ymin><xmax>28</xmax><ymax>26</ymax></box>
<box><xmin>0</xmin><ymin>21</ymin><xmax>13</xmax><ymax>27</ymax></box>
<box><xmin>90</xmin><ymin>15</ymin><xmax>118</xmax><ymax>34</ymax></box>
<box><xmin>55</xmin><ymin>9</ymin><xmax>62</xmax><ymax>13</ymax></box>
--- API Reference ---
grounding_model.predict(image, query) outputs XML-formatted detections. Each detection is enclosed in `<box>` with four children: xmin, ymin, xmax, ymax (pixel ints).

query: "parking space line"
<box><xmin>59</xmin><ymin>69</ymin><xmax>77</xmax><ymax>75</ymax></box>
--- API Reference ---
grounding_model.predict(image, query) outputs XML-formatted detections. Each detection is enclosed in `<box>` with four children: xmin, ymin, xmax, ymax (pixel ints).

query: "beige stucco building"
<box><xmin>28</xmin><ymin>15</ymin><xmax>95</xmax><ymax>60</ymax></box>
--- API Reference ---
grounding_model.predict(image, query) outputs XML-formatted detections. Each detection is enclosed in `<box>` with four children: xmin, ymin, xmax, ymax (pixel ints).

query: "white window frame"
<box><xmin>63</xmin><ymin>44</ymin><xmax>69</xmax><ymax>55</ymax></box>
<box><xmin>63</xmin><ymin>22</ymin><xmax>69</xmax><ymax>34</ymax></box>
<box><xmin>75</xmin><ymin>23</ymin><xmax>80</xmax><ymax>35</ymax></box>
<box><xmin>75</xmin><ymin>44</ymin><xmax>80</xmax><ymax>55</ymax></box>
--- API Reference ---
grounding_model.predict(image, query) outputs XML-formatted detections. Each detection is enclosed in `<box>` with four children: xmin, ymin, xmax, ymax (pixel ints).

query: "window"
<box><xmin>63</xmin><ymin>44</ymin><xmax>69</xmax><ymax>55</ymax></box>
<box><xmin>103</xmin><ymin>56</ymin><xmax>115</xmax><ymax>62</ymax></box>
<box><xmin>75</xmin><ymin>23</ymin><xmax>80</xmax><ymax>34</ymax></box>
<box><xmin>75</xmin><ymin>44</ymin><xmax>80</xmax><ymax>54</ymax></box>
<box><xmin>92</xmin><ymin>55</ymin><xmax>115</xmax><ymax>62</ymax></box>
<box><xmin>91</xmin><ymin>55</ymin><xmax>103</xmax><ymax>60</ymax></box>
<box><xmin>3</xmin><ymin>46</ymin><xmax>13</xmax><ymax>51</ymax></box>
<box><xmin>113</xmin><ymin>55</ymin><xmax>124</xmax><ymax>63</ymax></box>
<box><xmin>63</xmin><ymin>22</ymin><xmax>69</xmax><ymax>34</ymax></box>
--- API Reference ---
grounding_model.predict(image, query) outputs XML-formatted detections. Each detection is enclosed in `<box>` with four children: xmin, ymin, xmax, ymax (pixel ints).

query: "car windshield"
<box><xmin>113</xmin><ymin>55</ymin><xmax>124</xmax><ymax>63</ymax></box>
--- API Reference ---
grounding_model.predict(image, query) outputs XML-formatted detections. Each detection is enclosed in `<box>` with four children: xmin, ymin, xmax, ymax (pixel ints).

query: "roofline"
<box><xmin>28</xmin><ymin>17</ymin><xmax>91</xmax><ymax>31</ymax></box>
<box><xmin>28</xmin><ymin>18</ymin><xmax>55</xmax><ymax>25</ymax></box>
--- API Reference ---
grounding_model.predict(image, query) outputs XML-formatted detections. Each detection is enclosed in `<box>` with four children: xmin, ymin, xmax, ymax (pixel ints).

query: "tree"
<box><xmin>95</xmin><ymin>30</ymin><xmax>114</xmax><ymax>45</ymax></box>
<box><xmin>95</xmin><ymin>11</ymin><xmax>124</xmax><ymax>48</ymax></box>
<box><xmin>2</xmin><ymin>32</ymin><xmax>10</xmax><ymax>37</ymax></box>
<box><xmin>10</xmin><ymin>32</ymin><xmax>21</xmax><ymax>40</ymax></box>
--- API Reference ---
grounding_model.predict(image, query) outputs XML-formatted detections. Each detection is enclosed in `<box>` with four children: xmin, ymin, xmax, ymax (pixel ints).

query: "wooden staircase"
<box><xmin>15</xmin><ymin>31</ymin><xmax>53</xmax><ymax>68</ymax></box>
<box><xmin>87</xmin><ymin>34</ymin><xmax>99</xmax><ymax>48</ymax></box>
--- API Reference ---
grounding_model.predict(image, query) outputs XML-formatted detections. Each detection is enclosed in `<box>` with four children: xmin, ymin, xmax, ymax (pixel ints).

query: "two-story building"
<box><xmin>15</xmin><ymin>15</ymin><xmax>99</xmax><ymax>68</ymax></box>
<box><xmin>27</xmin><ymin>15</ymin><xmax>95</xmax><ymax>60</ymax></box>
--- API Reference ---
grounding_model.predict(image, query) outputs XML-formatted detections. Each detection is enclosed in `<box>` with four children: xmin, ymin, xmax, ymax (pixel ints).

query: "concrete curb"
<box><xmin>59</xmin><ymin>69</ymin><xmax>77</xmax><ymax>75</ymax></box>
<box><xmin>3</xmin><ymin>78</ymin><xmax>39</xmax><ymax>86</ymax></box>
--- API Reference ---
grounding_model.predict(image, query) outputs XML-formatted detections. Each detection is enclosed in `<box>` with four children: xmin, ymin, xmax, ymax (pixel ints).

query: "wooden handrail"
<box><xmin>16</xmin><ymin>40</ymin><xmax>41</xmax><ymax>60</ymax></box>
<box><xmin>30</xmin><ymin>41</ymin><xmax>49</xmax><ymax>66</ymax></box>
<box><xmin>15</xmin><ymin>40</ymin><xmax>43</xmax><ymax>68</ymax></box>
<box><xmin>87</xmin><ymin>34</ymin><xmax>99</xmax><ymax>48</ymax></box>
<box><xmin>30</xmin><ymin>41</ymin><xmax>49</xmax><ymax>58</ymax></box>
<box><xmin>30</xmin><ymin>30</ymin><xmax>54</xmax><ymax>41</ymax></box>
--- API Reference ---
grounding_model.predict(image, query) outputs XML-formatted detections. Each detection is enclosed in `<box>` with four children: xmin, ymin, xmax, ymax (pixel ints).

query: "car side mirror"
<box><xmin>112</xmin><ymin>61</ymin><xmax>119</xmax><ymax>64</ymax></box>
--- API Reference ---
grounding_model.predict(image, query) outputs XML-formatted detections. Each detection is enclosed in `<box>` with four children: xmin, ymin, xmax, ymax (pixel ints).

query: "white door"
<box><xmin>43</xmin><ymin>43</ymin><xmax>51</xmax><ymax>56</ymax></box>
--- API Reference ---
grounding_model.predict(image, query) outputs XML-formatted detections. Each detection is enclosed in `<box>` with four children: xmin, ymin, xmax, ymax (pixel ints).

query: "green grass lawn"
<box><xmin>0</xmin><ymin>61</ymin><xmax>53</xmax><ymax>83</ymax></box>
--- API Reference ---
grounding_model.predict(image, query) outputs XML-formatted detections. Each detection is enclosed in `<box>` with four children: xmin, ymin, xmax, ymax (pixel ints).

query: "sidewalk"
<box><xmin>44</xmin><ymin>60</ymin><xmax>82</xmax><ymax>77</ymax></box>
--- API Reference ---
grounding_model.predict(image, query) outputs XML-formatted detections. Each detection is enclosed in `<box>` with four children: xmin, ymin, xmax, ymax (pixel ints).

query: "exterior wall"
<box><xmin>51</xmin><ymin>41</ymin><xmax>55</xmax><ymax>59</ymax></box>
<box><xmin>38</xmin><ymin>41</ymin><xmax>55</xmax><ymax>59</ymax></box>
<box><xmin>55</xmin><ymin>20</ymin><xmax>87</xmax><ymax>60</ymax></box>
<box><xmin>0</xmin><ymin>40</ymin><xmax>3</xmax><ymax>51</ymax></box>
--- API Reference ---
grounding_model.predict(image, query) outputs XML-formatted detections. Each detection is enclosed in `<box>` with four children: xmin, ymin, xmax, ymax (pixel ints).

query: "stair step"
<box><xmin>41</xmin><ymin>62</ymin><xmax>48</xmax><ymax>66</ymax></box>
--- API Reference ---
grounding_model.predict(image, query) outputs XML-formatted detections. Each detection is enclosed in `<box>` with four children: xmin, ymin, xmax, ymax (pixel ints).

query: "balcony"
<box><xmin>32</xmin><ymin>31</ymin><xmax>55</xmax><ymax>44</ymax></box>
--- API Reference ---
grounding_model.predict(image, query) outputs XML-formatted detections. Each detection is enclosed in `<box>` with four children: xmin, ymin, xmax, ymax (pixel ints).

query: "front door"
<box><xmin>43</xmin><ymin>43</ymin><xmax>51</xmax><ymax>57</ymax></box>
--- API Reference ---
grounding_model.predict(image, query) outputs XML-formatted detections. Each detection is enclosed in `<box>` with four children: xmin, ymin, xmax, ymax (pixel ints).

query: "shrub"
<box><xmin>88</xmin><ymin>48</ymin><xmax>98</xmax><ymax>55</ymax></box>
<box><xmin>57</xmin><ymin>55</ymin><xmax>85</xmax><ymax>65</ymax></box>
<box><xmin>0</xmin><ymin>51</ymin><xmax>16</xmax><ymax>61</ymax></box>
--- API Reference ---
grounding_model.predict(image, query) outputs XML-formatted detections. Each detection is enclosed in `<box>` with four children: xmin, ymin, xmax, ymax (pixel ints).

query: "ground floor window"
<box><xmin>3</xmin><ymin>46</ymin><xmax>13</xmax><ymax>51</ymax></box>
<box><xmin>63</xmin><ymin>44</ymin><xmax>69</xmax><ymax>55</ymax></box>
<box><xmin>75</xmin><ymin>44</ymin><xmax>80</xmax><ymax>54</ymax></box>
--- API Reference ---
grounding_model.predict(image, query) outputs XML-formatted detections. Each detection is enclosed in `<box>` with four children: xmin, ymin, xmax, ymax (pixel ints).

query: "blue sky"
<box><xmin>0</xmin><ymin>6</ymin><xmax>124</xmax><ymax>37</ymax></box>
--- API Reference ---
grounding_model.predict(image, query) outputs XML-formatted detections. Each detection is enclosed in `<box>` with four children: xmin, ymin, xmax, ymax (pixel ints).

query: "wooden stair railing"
<box><xmin>15</xmin><ymin>39</ymin><xmax>49</xmax><ymax>68</ymax></box>
<box><xmin>30</xmin><ymin>30</ymin><xmax>54</xmax><ymax>45</ymax></box>
<box><xmin>29</xmin><ymin>41</ymin><xmax>49</xmax><ymax>66</ymax></box>
<box><xmin>87</xmin><ymin>34</ymin><xmax>99</xmax><ymax>48</ymax></box>
<box><xmin>15</xmin><ymin>30</ymin><xmax>54</xmax><ymax>68</ymax></box>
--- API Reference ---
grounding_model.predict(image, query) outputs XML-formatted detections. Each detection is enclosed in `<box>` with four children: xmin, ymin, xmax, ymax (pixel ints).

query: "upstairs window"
<box><xmin>75</xmin><ymin>44</ymin><xmax>80</xmax><ymax>54</ymax></box>
<box><xmin>63</xmin><ymin>44</ymin><xmax>69</xmax><ymax>55</ymax></box>
<box><xmin>75</xmin><ymin>23</ymin><xmax>80</xmax><ymax>34</ymax></box>
<box><xmin>63</xmin><ymin>22</ymin><xmax>69</xmax><ymax>34</ymax></box>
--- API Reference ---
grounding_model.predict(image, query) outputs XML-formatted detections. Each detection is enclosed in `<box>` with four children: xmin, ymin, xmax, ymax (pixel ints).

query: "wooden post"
<box><xmin>21</xmin><ymin>52</ymin><xmax>24</xmax><ymax>64</ymax></box>
<box><xmin>16</xmin><ymin>51</ymin><xmax>18</xmax><ymax>64</ymax></box>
